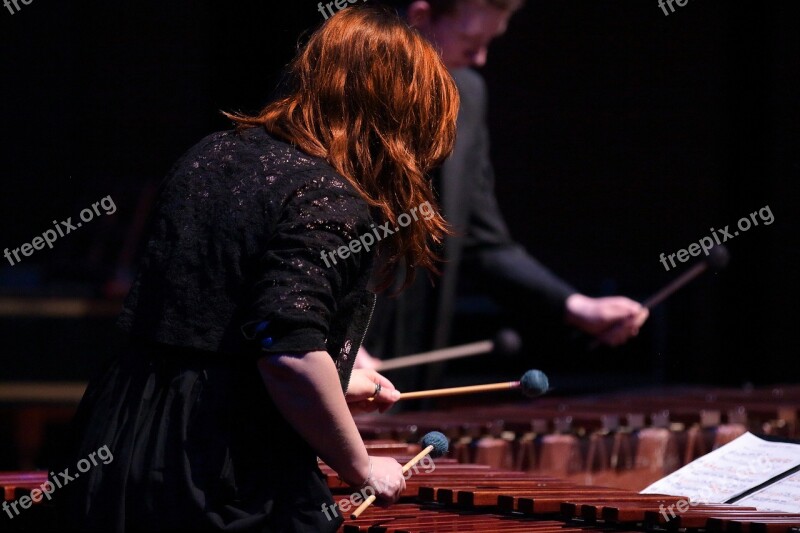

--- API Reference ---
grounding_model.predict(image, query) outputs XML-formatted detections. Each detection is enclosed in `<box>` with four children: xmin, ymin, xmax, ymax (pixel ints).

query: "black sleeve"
<box><xmin>463</xmin><ymin>244</ymin><xmax>576</xmax><ymax>313</ymax></box>
<box><xmin>241</xmin><ymin>172</ymin><xmax>373</xmax><ymax>355</ymax></box>
<box><xmin>462</xmin><ymin>85</ymin><xmax>576</xmax><ymax>314</ymax></box>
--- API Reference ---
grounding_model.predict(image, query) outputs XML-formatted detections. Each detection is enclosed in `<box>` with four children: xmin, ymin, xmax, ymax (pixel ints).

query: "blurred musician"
<box><xmin>357</xmin><ymin>0</ymin><xmax>650</xmax><ymax>374</ymax></box>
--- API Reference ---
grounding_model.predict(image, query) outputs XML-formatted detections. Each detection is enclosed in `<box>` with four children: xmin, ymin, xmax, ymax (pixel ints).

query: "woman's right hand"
<box><xmin>345</xmin><ymin>369</ymin><xmax>400</xmax><ymax>414</ymax></box>
<box><xmin>361</xmin><ymin>456</ymin><xmax>406</xmax><ymax>504</ymax></box>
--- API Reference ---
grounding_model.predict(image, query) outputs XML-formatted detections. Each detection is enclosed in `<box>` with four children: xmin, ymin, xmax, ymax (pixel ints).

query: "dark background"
<box><xmin>1</xmin><ymin>0</ymin><xmax>797</xmax><ymax>388</ymax></box>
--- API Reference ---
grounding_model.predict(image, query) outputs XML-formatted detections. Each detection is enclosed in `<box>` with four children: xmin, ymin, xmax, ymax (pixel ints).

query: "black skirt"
<box><xmin>59</xmin><ymin>341</ymin><xmax>343</xmax><ymax>533</ymax></box>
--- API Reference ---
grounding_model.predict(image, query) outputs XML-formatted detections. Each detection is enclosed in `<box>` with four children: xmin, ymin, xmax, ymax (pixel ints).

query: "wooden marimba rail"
<box><xmin>353</xmin><ymin>384</ymin><xmax>800</xmax><ymax>491</ymax></box>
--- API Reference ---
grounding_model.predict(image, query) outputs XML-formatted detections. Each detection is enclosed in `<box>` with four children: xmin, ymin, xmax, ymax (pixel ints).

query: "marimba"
<box><xmin>322</xmin><ymin>459</ymin><xmax>800</xmax><ymax>533</ymax></box>
<box><xmin>4</xmin><ymin>385</ymin><xmax>800</xmax><ymax>531</ymax></box>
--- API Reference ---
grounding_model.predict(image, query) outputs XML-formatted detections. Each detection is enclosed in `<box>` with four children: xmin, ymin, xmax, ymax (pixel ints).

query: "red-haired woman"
<box><xmin>62</xmin><ymin>6</ymin><xmax>458</xmax><ymax>532</ymax></box>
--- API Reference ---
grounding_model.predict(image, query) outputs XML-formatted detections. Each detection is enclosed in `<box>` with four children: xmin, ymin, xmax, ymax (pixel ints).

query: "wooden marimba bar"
<box><xmin>0</xmin><ymin>471</ymin><xmax>54</xmax><ymax>531</ymax></box>
<box><xmin>357</xmin><ymin>384</ymin><xmax>800</xmax><ymax>441</ymax></box>
<box><xmin>326</xmin><ymin>458</ymin><xmax>800</xmax><ymax>533</ymax></box>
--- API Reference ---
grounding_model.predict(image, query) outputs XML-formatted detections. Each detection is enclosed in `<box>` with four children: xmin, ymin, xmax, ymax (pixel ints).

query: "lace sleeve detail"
<box><xmin>240</xmin><ymin>171</ymin><xmax>374</xmax><ymax>355</ymax></box>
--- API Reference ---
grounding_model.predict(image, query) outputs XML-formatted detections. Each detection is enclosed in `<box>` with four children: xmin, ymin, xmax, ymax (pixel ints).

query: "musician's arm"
<box><xmin>460</xmin><ymin>96</ymin><xmax>576</xmax><ymax>315</ymax></box>
<box><xmin>248</xmin><ymin>178</ymin><xmax>404</xmax><ymax>497</ymax></box>
<box><xmin>460</xmin><ymin>95</ymin><xmax>646</xmax><ymax>339</ymax></box>
<box><xmin>258</xmin><ymin>351</ymin><xmax>404</xmax><ymax>497</ymax></box>
<box><xmin>462</xmin><ymin>168</ymin><xmax>646</xmax><ymax>339</ymax></box>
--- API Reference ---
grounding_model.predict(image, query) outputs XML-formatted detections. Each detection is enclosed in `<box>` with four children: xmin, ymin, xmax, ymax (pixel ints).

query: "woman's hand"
<box><xmin>346</xmin><ymin>369</ymin><xmax>400</xmax><ymax>414</ymax></box>
<box><xmin>363</xmin><ymin>456</ymin><xmax>406</xmax><ymax>505</ymax></box>
<box><xmin>565</xmin><ymin>293</ymin><xmax>649</xmax><ymax>346</ymax></box>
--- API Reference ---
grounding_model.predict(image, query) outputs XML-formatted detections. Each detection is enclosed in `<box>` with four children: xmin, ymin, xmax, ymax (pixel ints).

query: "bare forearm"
<box><xmin>257</xmin><ymin>350</ymin><xmax>370</xmax><ymax>485</ymax></box>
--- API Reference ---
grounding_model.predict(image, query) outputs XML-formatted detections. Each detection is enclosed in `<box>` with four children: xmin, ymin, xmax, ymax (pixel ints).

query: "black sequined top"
<box><xmin>118</xmin><ymin>127</ymin><xmax>376</xmax><ymax>391</ymax></box>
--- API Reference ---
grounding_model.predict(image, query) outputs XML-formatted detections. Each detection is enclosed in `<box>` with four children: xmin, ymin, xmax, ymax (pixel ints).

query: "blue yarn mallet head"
<box><xmin>420</xmin><ymin>431</ymin><xmax>449</xmax><ymax>458</ymax></box>
<box><xmin>520</xmin><ymin>369</ymin><xmax>549</xmax><ymax>398</ymax></box>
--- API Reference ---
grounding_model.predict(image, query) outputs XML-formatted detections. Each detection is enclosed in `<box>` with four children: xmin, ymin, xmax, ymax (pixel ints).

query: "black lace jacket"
<box><xmin>118</xmin><ymin>127</ymin><xmax>376</xmax><ymax>392</ymax></box>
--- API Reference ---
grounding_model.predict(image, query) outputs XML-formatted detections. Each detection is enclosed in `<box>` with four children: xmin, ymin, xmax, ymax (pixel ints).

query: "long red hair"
<box><xmin>225</xmin><ymin>6</ymin><xmax>459</xmax><ymax>290</ymax></box>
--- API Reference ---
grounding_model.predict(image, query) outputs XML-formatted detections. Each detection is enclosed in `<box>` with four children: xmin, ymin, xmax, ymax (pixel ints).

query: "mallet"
<box><xmin>589</xmin><ymin>245</ymin><xmax>730</xmax><ymax>349</ymax></box>
<box><xmin>375</xmin><ymin>329</ymin><xmax>521</xmax><ymax>372</ymax></box>
<box><xmin>644</xmin><ymin>244</ymin><xmax>730</xmax><ymax>309</ymax></box>
<box><xmin>396</xmin><ymin>369</ymin><xmax>549</xmax><ymax>401</ymax></box>
<box><xmin>350</xmin><ymin>431</ymin><xmax>449</xmax><ymax>519</ymax></box>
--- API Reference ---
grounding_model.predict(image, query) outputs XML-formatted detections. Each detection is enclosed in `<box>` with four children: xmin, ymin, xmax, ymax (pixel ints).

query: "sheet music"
<box><xmin>735</xmin><ymin>470</ymin><xmax>800</xmax><ymax>512</ymax></box>
<box><xmin>640</xmin><ymin>432</ymin><xmax>800</xmax><ymax>503</ymax></box>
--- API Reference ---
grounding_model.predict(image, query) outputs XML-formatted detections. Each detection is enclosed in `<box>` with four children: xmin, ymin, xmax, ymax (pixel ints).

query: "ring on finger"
<box><xmin>369</xmin><ymin>382</ymin><xmax>382</xmax><ymax>400</ymax></box>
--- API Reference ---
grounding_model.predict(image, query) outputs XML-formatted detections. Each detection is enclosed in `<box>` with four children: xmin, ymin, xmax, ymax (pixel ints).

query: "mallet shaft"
<box><xmin>642</xmin><ymin>261</ymin><xmax>707</xmax><ymax>309</ymax></box>
<box><xmin>376</xmin><ymin>340</ymin><xmax>493</xmax><ymax>371</ymax></box>
<box><xmin>589</xmin><ymin>260</ymin><xmax>711</xmax><ymax>350</ymax></box>
<box><xmin>402</xmin><ymin>445</ymin><xmax>435</xmax><ymax>473</ymax></box>
<box><xmin>397</xmin><ymin>380</ymin><xmax>520</xmax><ymax>400</ymax></box>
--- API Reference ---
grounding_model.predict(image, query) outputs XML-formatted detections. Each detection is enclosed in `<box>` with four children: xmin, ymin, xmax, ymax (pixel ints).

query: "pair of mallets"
<box><xmin>353</xmin><ymin>368</ymin><xmax>548</xmax><ymax>518</ymax></box>
<box><xmin>353</xmin><ymin>371</ymin><xmax>546</xmax><ymax>518</ymax></box>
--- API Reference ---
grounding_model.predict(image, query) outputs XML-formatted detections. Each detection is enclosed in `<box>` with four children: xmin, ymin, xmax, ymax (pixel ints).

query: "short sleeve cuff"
<box><xmin>242</xmin><ymin>320</ymin><xmax>327</xmax><ymax>356</ymax></box>
<box><xmin>258</xmin><ymin>327</ymin><xmax>327</xmax><ymax>354</ymax></box>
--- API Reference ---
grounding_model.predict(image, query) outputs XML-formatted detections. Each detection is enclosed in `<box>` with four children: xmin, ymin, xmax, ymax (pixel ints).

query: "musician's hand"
<box><xmin>345</xmin><ymin>369</ymin><xmax>400</xmax><ymax>414</ymax></box>
<box><xmin>565</xmin><ymin>293</ymin><xmax>649</xmax><ymax>346</ymax></box>
<box><xmin>363</xmin><ymin>456</ymin><xmax>406</xmax><ymax>505</ymax></box>
<box><xmin>354</xmin><ymin>346</ymin><xmax>381</xmax><ymax>370</ymax></box>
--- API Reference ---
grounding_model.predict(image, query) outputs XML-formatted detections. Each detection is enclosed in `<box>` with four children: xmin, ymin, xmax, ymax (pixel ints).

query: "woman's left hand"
<box><xmin>346</xmin><ymin>369</ymin><xmax>400</xmax><ymax>414</ymax></box>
